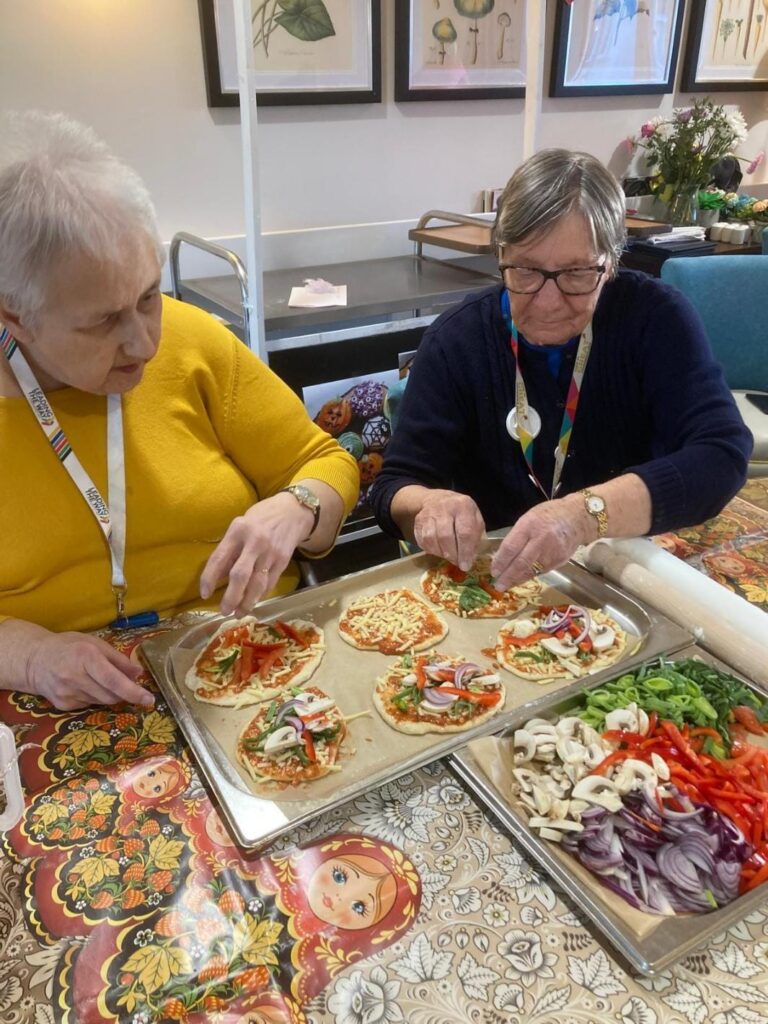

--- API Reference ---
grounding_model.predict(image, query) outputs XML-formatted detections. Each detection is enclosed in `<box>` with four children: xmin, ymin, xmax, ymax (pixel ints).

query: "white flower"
<box><xmin>725</xmin><ymin>109</ymin><xmax>748</xmax><ymax>144</ymax></box>
<box><xmin>327</xmin><ymin>966</ymin><xmax>403</xmax><ymax>1024</ymax></box>
<box><xmin>499</xmin><ymin>928</ymin><xmax>557</xmax><ymax>987</ymax></box>
<box><xmin>350</xmin><ymin>780</ymin><xmax>440</xmax><ymax>844</ymax></box>
<box><xmin>135</xmin><ymin>930</ymin><xmax>154</xmax><ymax>947</ymax></box>
<box><xmin>483</xmin><ymin>901</ymin><xmax>510</xmax><ymax>927</ymax></box>
<box><xmin>621</xmin><ymin>996</ymin><xmax>657</xmax><ymax>1024</ymax></box>
<box><xmin>433</xmin><ymin>854</ymin><xmax>457</xmax><ymax>873</ymax></box>
<box><xmin>493</xmin><ymin>982</ymin><xmax>524</xmax><ymax>1011</ymax></box>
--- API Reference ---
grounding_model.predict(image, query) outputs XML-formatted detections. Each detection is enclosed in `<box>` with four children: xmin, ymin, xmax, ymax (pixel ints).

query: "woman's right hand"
<box><xmin>25</xmin><ymin>631</ymin><xmax>155</xmax><ymax>711</ymax></box>
<box><xmin>412</xmin><ymin>489</ymin><xmax>486</xmax><ymax>571</ymax></box>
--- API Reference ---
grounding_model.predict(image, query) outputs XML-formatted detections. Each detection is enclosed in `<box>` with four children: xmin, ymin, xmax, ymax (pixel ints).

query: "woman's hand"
<box><xmin>26</xmin><ymin>631</ymin><xmax>155</xmax><ymax>711</ymax></box>
<box><xmin>412</xmin><ymin>489</ymin><xmax>486</xmax><ymax>571</ymax></box>
<box><xmin>491</xmin><ymin>495</ymin><xmax>590</xmax><ymax>589</ymax></box>
<box><xmin>200</xmin><ymin>492</ymin><xmax>315</xmax><ymax>616</ymax></box>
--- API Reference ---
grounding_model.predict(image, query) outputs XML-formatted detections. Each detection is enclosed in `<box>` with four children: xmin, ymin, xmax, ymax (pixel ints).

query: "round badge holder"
<box><xmin>506</xmin><ymin>406</ymin><xmax>542</xmax><ymax>441</ymax></box>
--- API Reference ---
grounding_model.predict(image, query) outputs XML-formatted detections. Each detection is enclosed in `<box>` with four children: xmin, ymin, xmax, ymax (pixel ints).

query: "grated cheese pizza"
<box><xmin>237</xmin><ymin>686</ymin><xmax>347</xmax><ymax>784</ymax></box>
<box><xmin>338</xmin><ymin>588</ymin><xmax>448</xmax><ymax>654</ymax></box>
<box><xmin>420</xmin><ymin>555</ymin><xmax>544</xmax><ymax>618</ymax></box>
<box><xmin>496</xmin><ymin>605</ymin><xmax>627</xmax><ymax>682</ymax></box>
<box><xmin>374</xmin><ymin>652</ymin><xmax>505</xmax><ymax>735</ymax></box>
<box><xmin>185</xmin><ymin>617</ymin><xmax>325</xmax><ymax>707</ymax></box>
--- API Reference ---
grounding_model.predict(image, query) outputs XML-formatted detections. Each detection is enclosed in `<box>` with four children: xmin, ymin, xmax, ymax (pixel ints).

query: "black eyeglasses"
<box><xmin>499</xmin><ymin>263</ymin><xmax>607</xmax><ymax>295</ymax></box>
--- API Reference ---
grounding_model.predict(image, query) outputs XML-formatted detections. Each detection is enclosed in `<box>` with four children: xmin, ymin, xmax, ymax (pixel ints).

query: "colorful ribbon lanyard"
<box><xmin>0</xmin><ymin>324</ymin><xmax>137</xmax><ymax>626</ymax></box>
<box><xmin>501</xmin><ymin>290</ymin><xmax>593</xmax><ymax>500</ymax></box>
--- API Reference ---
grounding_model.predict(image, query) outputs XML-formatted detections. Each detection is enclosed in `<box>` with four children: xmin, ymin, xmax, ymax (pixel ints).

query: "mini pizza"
<box><xmin>374</xmin><ymin>652</ymin><xmax>505</xmax><ymax>735</ymax></box>
<box><xmin>496</xmin><ymin>605</ymin><xmax>627</xmax><ymax>682</ymax></box>
<box><xmin>185</xmin><ymin>617</ymin><xmax>325</xmax><ymax>707</ymax></box>
<box><xmin>338</xmin><ymin>588</ymin><xmax>448</xmax><ymax>654</ymax></box>
<box><xmin>420</xmin><ymin>555</ymin><xmax>544</xmax><ymax>618</ymax></box>
<box><xmin>237</xmin><ymin>686</ymin><xmax>347</xmax><ymax>784</ymax></box>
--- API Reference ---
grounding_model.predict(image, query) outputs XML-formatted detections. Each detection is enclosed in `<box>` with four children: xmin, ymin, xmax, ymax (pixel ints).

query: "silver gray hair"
<box><xmin>0</xmin><ymin>111</ymin><xmax>165</xmax><ymax>322</ymax></box>
<box><xmin>492</xmin><ymin>149</ymin><xmax>626</xmax><ymax>268</ymax></box>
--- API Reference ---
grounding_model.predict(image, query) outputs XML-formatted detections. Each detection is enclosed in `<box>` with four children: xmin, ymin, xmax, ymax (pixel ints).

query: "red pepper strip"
<box><xmin>601</xmin><ymin>729</ymin><xmax>648</xmax><ymax>746</ymax></box>
<box><xmin>446</xmin><ymin>564</ymin><xmax>467</xmax><ymax>583</ymax></box>
<box><xmin>242</xmin><ymin>641</ymin><xmax>286</xmax><ymax>654</ymax></box>
<box><xmin>429</xmin><ymin>669</ymin><xmax>456</xmax><ymax>683</ymax></box>
<box><xmin>257</xmin><ymin>650</ymin><xmax>285</xmax><ymax>679</ymax></box>
<box><xmin>743</xmin><ymin>862</ymin><xmax>768</xmax><ymax>892</ymax></box>
<box><xmin>302</xmin><ymin>730</ymin><xmax>316</xmax><ymax>762</ymax></box>
<box><xmin>732</xmin><ymin>705</ymin><xmax>768</xmax><ymax>736</ymax></box>
<box><xmin>239</xmin><ymin>645</ymin><xmax>255</xmax><ymax>683</ymax></box>
<box><xmin>592</xmin><ymin>750</ymin><xmax>632</xmax><ymax>775</ymax></box>
<box><xmin>701</xmin><ymin>787</ymin><xmax>756</xmax><ymax>803</ymax></box>
<box><xmin>503</xmin><ymin>630</ymin><xmax>551</xmax><ymax>647</ymax></box>
<box><xmin>578</xmin><ymin>639</ymin><xmax>593</xmax><ymax>652</ymax></box>
<box><xmin>646</xmin><ymin>711</ymin><xmax>658</xmax><ymax>735</ymax></box>
<box><xmin>414</xmin><ymin>659</ymin><xmax>427</xmax><ymax>690</ymax></box>
<box><xmin>437</xmin><ymin>687</ymin><xmax>501</xmax><ymax>706</ymax></box>
<box><xmin>479</xmin><ymin>580</ymin><xmax>503</xmax><ymax>600</ymax></box>
<box><xmin>688</xmin><ymin>727</ymin><xmax>724</xmax><ymax>741</ymax></box>
<box><xmin>273</xmin><ymin>620</ymin><xmax>309</xmax><ymax>648</ymax></box>
<box><xmin>660</xmin><ymin>720</ymin><xmax>705</xmax><ymax>768</ymax></box>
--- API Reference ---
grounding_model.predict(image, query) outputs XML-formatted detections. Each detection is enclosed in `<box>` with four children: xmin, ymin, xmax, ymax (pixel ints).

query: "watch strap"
<box><xmin>280</xmin><ymin>485</ymin><xmax>321</xmax><ymax>539</ymax></box>
<box><xmin>580</xmin><ymin>488</ymin><xmax>608</xmax><ymax>539</ymax></box>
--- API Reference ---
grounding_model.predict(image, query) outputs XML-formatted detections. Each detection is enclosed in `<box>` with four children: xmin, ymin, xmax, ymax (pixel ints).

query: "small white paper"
<box><xmin>288</xmin><ymin>282</ymin><xmax>348</xmax><ymax>307</ymax></box>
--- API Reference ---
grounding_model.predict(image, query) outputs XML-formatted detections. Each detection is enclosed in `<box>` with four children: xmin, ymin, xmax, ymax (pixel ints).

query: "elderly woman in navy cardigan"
<box><xmin>371</xmin><ymin>149</ymin><xmax>752</xmax><ymax>587</ymax></box>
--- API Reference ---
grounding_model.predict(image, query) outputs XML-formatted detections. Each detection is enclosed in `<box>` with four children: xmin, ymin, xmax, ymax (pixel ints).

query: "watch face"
<box><xmin>586</xmin><ymin>495</ymin><xmax>606</xmax><ymax>514</ymax></box>
<box><xmin>290</xmin><ymin>485</ymin><xmax>320</xmax><ymax>510</ymax></box>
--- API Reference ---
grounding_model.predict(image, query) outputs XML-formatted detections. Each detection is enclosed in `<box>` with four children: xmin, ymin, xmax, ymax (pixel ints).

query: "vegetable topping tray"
<box><xmin>449</xmin><ymin>645</ymin><xmax>768</xmax><ymax>975</ymax></box>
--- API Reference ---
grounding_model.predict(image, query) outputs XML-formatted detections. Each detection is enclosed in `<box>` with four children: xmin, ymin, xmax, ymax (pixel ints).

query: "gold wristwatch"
<box><xmin>280</xmin><ymin>484</ymin><xmax>321</xmax><ymax>539</ymax></box>
<box><xmin>580</xmin><ymin>488</ymin><xmax>608</xmax><ymax>539</ymax></box>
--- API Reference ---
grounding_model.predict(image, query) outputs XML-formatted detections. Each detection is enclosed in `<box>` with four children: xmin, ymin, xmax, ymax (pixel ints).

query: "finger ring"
<box><xmin>259</xmin><ymin>567</ymin><xmax>270</xmax><ymax>575</ymax></box>
<box><xmin>531</xmin><ymin>560</ymin><xmax>544</xmax><ymax>575</ymax></box>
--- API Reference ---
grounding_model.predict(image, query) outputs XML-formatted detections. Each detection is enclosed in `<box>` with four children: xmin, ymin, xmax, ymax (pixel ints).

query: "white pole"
<box><xmin>523</xmin><ymin>0</ymin><xmax>547</xmax><ymax>159</ymax></box>
<box><xmin>233</xmin><ymin>0</ymin><xmax>267</xmax><ymax>359</ymax></box>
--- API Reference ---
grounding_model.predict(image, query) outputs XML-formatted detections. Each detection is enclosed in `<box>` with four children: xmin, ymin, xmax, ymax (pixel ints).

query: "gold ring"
<box><xmin>259</xmin><ymin>567</ymin><xmax>270</xmax><ymax>575</ymax></box>
<box><xmin>531</xmin><ymin>560</ymin><xmax>544</xmax><ymax>575</ymax></box>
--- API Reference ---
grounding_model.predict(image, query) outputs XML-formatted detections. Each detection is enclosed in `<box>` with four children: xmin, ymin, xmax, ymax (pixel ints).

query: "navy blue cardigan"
<box><xmin>370</xmin><ymin>272</ymin><xmax>752</xmax><ymax>538</ymax></box>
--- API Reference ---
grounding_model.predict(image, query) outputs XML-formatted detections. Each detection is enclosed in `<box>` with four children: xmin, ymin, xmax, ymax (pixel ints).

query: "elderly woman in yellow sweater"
<box><xmin>0</xmin><ymin>112</ymin><xmax>359</xmax><ymax>710</ymax></box>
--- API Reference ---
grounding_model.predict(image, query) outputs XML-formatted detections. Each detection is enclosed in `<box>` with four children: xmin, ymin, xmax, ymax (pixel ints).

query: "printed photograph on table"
<box><xmin>304</xmin><ymin>370</ymin><xmax>399</xmax><ymax>523</ymax></box>
<box><xmin>681</xmin><ymin>0</ymin><xmax>768</xmax><ymax>91</ymax></box>
<box><xmin>550</xmin><ymin>0</ymin><xmax>685</xmax><ymax>96</ymax></box>
<box><xmin>197</xmin><ymin>0</ymin><xmax>381</xmax><ymax>106</ymax></box>
<box><xmin>394</xmin><ymin>0</ymin><xmax>526</xmax><ymax>101</ymax></box>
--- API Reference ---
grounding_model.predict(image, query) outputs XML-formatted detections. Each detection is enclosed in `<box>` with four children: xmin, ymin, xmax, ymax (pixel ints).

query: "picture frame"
<box><xmin>550</xmin><ymin>0</ymin><xmax>685</xmax><ymax>97</ymax></box>
<box><xmin>394</xmin><ymin>0</ymin><xmax>525</xmax><ymax>102</ymax></box>
<box><xmin>197</xmin><ymin>0</ymin><xmax>381</xmax><ymax>108</ymax></box>
<box><xmin>680</xmin><ymin>0</ymin><xmax>768</xmax><ymax>92</ymax></box>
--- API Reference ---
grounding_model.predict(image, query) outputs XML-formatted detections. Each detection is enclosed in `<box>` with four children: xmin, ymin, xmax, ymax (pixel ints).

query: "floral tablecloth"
<box><xmin>2</xmin><ymin>481</ymin><xmax>768</xmax><ymax>1024</ymax></box>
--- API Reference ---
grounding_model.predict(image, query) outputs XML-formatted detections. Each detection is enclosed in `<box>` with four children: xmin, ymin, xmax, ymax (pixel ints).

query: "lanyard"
<box><xmin>1</xmin><ymin>325</ymin><xmax>129</xmax><ymax>621</ymax></box>
<box><xmin>501</xmin><ymin>290</ymin><xmax>593</xmax><ymax>500</ymax></box>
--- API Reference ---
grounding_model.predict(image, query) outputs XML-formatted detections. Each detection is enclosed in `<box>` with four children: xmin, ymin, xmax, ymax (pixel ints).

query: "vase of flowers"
<box><xmin>632</xmin><ymin>99</ymin><xmax>750</xmax><ymax>226</ymax></box>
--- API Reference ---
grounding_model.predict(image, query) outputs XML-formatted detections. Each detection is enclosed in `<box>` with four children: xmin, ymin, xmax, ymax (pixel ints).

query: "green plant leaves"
<box><xmin>275</xmin><ymin>0</ymin><xmax>335</xmax><ymax>42</ymax></box>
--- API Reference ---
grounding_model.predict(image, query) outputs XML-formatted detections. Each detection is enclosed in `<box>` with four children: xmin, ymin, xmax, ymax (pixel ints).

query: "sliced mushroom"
<box><xmin>584</xmin><ymin>742</ymin><xmax>610</xmax><ymax>770</ymax></box>
<box><xmin>525</xmin><ymin>721</ymin><xmax>558</xmax><ymax>739</ymax></box>
<box><xmin>572</xmin><ymin>775</ymin><xmax>622</xmax><ymax>812</ymax></box>
<box><xmin>555</xmin><ymin>717</ymin><xmax>601</xmax><ymax>747</ymax></box>
<box><xmin>605</xmin><ymin>706</ymin><xmax>639</xmax><ymax>733</ymax></box>
<box><xmin>540</xmin><ymin>636</ymin><xmax>578</xmax><ymax>658</ymax></box>
<box><xmin>651</xmin><ymin>752</ymin><xmax>670</xmax><ymax>781</ymax></box>
<box><xmin>613</xmin><ymin>758</ymin><xmax>657</xmax><ymax>795</ymax></box>
<box><xmin>555</xmin><ymin>736</ymin><xmax>588</xmax><ymax>765</ymax></box>
<box><xmin>591</xmin><ymin>624</ymin><xmax>616</xmax><ymax>652</ymax></box>
<box><xmin>531</xmin><ymin>784</ymin><xmax>552</xmax><ymax>815</ymax></box>
<box><xmin>508</xmin><ymin>618</ymin><xmax>539</xmax><ymax>639</ymax></box>
<box><xmin>511</xmin><ymin>767</ymin><xmax>539</xmax><ymax>793</ymax></box>
<box><xmin>513</xmin><ymin>729</ymin><xmax>537</xmax><ymax>764</ymax></box>
<box><xmin>528</xmin><ymin>816</ymin><xmax>584</xmax><ymax>833</ymax></box>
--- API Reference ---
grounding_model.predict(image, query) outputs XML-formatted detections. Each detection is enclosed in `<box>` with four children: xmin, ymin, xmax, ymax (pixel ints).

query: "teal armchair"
<box><xmin>660</xmin><ymin>255</ymin><xmax>768</xmax><ymax>477</ymax></box>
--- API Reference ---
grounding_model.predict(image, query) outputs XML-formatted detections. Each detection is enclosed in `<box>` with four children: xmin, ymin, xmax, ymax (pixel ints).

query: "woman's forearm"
<box><xmin>0</xmin><ymin>618</ymin><xmax>46</xmax><ymax>692</ymax></box>
<box><xmin>293</xmin><ymin>478</ymin><xmax>347</xmax><ymax>554</ymax></box>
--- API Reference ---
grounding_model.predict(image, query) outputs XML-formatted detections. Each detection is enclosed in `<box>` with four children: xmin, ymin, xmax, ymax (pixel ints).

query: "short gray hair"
<box><xmin>0</xmin><ymin>111</ymin><xmax>164</xmax><ymax>322</ymax></box>
<box><xmin>492</xmin><ymin>149</ymin><xmax>626</xmax><ymax>268</ymax></box>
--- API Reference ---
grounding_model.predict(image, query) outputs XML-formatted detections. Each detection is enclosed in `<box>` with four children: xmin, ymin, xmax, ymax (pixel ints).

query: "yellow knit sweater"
<box><xmin>0</xmin><ymin>297</ymin><xmax>359</xmax><ymax>631</ymax></box>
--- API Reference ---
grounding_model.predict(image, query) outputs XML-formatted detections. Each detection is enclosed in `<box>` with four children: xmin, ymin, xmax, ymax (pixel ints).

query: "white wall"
<box><xmin>1</xmin><ymin>0</ymin><xmax>766</xmax><ymax>255</ymax></box>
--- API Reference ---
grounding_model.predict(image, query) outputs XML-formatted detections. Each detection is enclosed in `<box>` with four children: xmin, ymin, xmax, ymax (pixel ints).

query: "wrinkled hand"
<box><xmin>26</xmin><ymin>632</ymin><xmax>154</xmax><ymax>711</ymax></box>
<box><xmin>413</xmin><ymin>489</ymin><xmax>485</xmax><ymax>571</ymax></box>
<box><xmin>491</xmin><ymin>498</ymin><xmax>588</xmax><ymax>589</ymax></box>
<box><xmin>200</xmin><ymin>494</ymin><xmax>314</xmax><ymax>616</ymax></box>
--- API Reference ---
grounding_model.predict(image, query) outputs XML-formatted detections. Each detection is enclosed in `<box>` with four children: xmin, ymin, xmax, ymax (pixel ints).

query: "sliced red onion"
<box><xmin>543</xmin><ymin>608</ymin><xmax>572</xmax><ymax>633</ymax></box>
<box><xmin>283</xmin><ymin>715</ymin><xmax>305</xmax><ymax>735</ymax></box>
<box><xmin>567</xmin><ymin>605</ymin><xmax>591</xmax><ymax>644</ymax></box>
<box><xmin>421</xmin><ymin>686</ymin><xmax>458</xmax><ymax>707</ymax></box>
<box><xmin>274</xmin><ymin>698</ymin><xmax>307</xmax><ymax>723</ymax></box>
<box><xmin>424</xmin><ymin>663</ymin><xmax>456</xmax><ymax>681</ymax></box>
<box><xmin>453</xmin><ymin>663</ymin><xmax>481</xmax><ymax>687</ymax></box>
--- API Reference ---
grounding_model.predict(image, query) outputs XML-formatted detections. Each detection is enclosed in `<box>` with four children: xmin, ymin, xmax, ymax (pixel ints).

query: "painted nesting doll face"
<box><xmin>306</xmin><ymin>853</ymin><xmax>397</xmax><ymax>931</ymax></box>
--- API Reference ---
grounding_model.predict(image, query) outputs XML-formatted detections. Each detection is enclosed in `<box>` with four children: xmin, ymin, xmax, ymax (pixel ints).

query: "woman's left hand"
<box><xmin>199</xmin><ymin>493</ymin><xmax>315</xmax><ymax>616</ymax></box>
<box><xmin>490</xmin><ymin>495</ymin><xmax>589</xmax><ymax>589</ymax></box>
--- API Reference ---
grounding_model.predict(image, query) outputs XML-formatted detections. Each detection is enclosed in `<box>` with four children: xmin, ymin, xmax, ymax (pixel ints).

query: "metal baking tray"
<box><xmin>140</xmin><ymin>547</ymin><xmax>693</xmax><ymax>849</ymax></box>
<box><xmin>448</xmin><ymin>643</ymin><xmax>768</xmax><ymax>975</ymax></box>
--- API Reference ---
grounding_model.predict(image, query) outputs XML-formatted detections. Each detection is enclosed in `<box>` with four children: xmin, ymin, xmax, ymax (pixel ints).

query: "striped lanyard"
<box><xmin>0</xmin><ymin>325</ymin><xmax>128</xmax><ymax>620</ymax></box>
<box><xmin>502</xmin><ymin>290</ymin><xmax>593</xmax><ymax>500</ymax></box>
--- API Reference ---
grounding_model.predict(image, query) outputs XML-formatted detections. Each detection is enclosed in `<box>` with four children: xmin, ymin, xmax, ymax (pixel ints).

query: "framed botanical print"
<box><xmin>198</xmin><ymin>0</ymin><xmax>381</xmax><ymax>107</ymax></box>
<box><xmin>394</xmin><ymin>0</ymin><xmax>526</xmax><ymax>102</ymax></box>
<box><xmin>550</xmin><ymin>0</ymin><xmax>685</xmax><ymax>97</ymax></box>
<box><xmin>681</xmin><ymin>0</ymin><xmax>768</xmax><ymax>91</ymax></box>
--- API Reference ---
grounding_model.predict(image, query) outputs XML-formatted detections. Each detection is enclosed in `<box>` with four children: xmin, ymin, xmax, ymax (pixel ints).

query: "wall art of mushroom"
<box><xmin>453</xmin><ymin>0</ymin><xmax>496</xmax><ymax>66</ymax></box>
<box><xmin>497</xmin><ymin>11</ymin><xmax>511</xmax><ymax>60</ymax></box>
<box><xmin>433</xmin><ymin>17</ymin><xmax>458</xmax><ymax>64</ymax></box>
